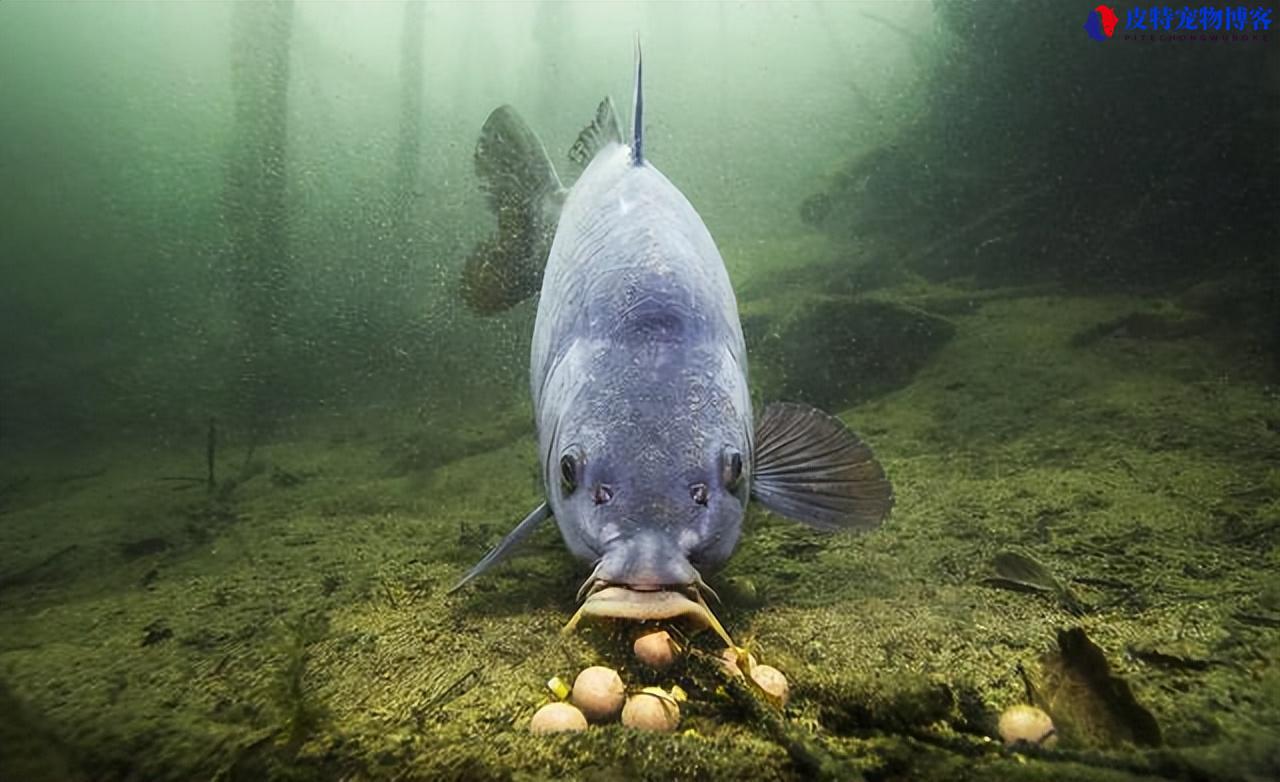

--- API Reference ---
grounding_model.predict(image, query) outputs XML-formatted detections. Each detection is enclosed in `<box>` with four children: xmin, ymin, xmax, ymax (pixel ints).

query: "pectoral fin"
<box><xmin>751</xmin><ymin>403</ymin><xmax>893</xmax><ymax>531</ymax></box>
<box><xmin>448</xmin><ymin>502</ymin><xmax>553</xmax><ymax>593</ymax></box>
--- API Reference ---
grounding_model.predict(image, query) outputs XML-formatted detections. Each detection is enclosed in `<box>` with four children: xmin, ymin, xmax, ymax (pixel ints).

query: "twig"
<box><xmin>52</xmin><ymin>469</ymin><xmax>105</xmax><ymax>484</ymax></box>
<box><xmin>207</xmin><ymin>417</ymin><xmax>217</xmax><ymax>492</ymax></box>
<box><xmin>695</xmin><ymin>651</ymin><xmax>861</xmax><ymax>782</ymax></box>
<box><xmin>419</xmin><ymin>667</ymin><xmax>481</xmax><ymax>718</ymax></box>
<box><xmin>899</xmin><ymin>184</ymin><xmax>1051</xmax><ymax>270</ymax></box>
<box><xmin>159</xmin><ymin>476</ymin><xmax>206</xmax><ymax>492</ymax></box>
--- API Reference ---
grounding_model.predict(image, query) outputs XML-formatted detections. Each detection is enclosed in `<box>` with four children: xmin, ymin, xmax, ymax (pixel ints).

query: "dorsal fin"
<box><xmin>568</xmin><ymin>96</ymin><xmax>622</xmax><ymax>168</ymax></box>
<box><xmin>631</xmin><ymin>37</ymin><xmax>644</xmax><ymax>166</ymax></box>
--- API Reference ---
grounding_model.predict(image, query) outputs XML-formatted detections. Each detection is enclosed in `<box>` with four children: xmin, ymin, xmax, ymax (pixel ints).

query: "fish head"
<box><xmin>547</xmin><ymin>343</ymin><xmax>751</xmax><ymax>609</ymax></box>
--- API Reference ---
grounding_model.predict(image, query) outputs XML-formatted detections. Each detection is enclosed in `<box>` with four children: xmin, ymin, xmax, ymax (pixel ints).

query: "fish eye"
<box><xmin>560</xmin><ymin>451</ymin><xmax>581</xmax><ymax>494</ymax></box>
<box><xmin>690</xmin><ymin>482</ymin><xmax>709</xmax><ymax>506</ymax></box>
<box><xmin>722</xmin><ymin>448</ymin><xmax>743</xmax><ymax>491</ymax></box>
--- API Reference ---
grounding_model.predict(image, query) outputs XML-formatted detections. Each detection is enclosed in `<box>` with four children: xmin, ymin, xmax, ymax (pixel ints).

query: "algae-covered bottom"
<box><xmin>1</xmin><ymin>271</ymin><xmax>1277</xmax><ymax>781</ymax></box>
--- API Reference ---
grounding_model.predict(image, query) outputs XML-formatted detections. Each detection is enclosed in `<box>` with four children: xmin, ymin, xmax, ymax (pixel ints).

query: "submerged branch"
<box><xmin>898</xmin><ymin>184</ymin><xmax>1051</xmax><ymax>270</ymax></box>
<box><xmin>695</xmin><ymin>651</ymin><xmax>862</xmax><ymax>782</ymax></box>
<box><xmin>901</xmin><ymin>727</ymin><xmax>1238</xmax><ymax>782</ymax></box>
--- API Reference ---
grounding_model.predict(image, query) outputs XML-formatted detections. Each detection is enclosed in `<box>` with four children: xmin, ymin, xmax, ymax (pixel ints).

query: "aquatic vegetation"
<box><xmin>268</xmin><ymin>612</ymin><xmax>333</xmax><ymax>750</ymax></box>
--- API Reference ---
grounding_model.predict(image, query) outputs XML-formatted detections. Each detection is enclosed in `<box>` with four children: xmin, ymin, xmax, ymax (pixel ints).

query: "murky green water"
<box><xmin>1</xmin><ymin>2</ymin><xmax>1276</xmax><ymax>780</ymax></box>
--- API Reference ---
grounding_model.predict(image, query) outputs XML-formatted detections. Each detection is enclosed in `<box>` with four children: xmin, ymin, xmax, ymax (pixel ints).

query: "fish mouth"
<box><xmin>563</xmin><ymin>577</ymin><xmax>736</xmax><ymax>648</ymax></box>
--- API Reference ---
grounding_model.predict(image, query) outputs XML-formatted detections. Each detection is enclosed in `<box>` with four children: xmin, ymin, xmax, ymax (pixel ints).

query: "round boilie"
<box><xmin>997</xmin><ymin>704</ymin><xmax>1057</xmax><ymax>747</ymax></box>
<box><xmin>633</xmin><ymin>629</ymin><xmax>678</xmax><ymax>669</ymax></box>
<box><xmin>621</xmin><ymin>691</ymin><xmax>680</xmax><ymax>732</ymax></box>
<box><xmin>570</xmin><ymin>666</ymin><xmax>626</xmax><ymax>723</ymax></box>
<box><xmin>529</xmin><ymin>702</ymin><xmax>588</xmax><ymax>734</ymax></box>
<box><xmin>750</xmin><ymin>664</ymin><xmax>790</xmax><ymax>707</ymax></box>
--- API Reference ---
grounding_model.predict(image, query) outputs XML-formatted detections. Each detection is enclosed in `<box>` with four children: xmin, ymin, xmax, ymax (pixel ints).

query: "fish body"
<box><xmin>453</xmin><ymin>51</ymin><xmax>893</xmax><ymax>624</ymax></box>
<box><xmin>532</xmin><ymin>138</ymin><xmax>752</xmax><ymax>589</ymax></box>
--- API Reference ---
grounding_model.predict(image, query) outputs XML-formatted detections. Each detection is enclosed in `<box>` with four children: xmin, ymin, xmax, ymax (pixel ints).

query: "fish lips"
<box><xmin>563</xmin><ymin>584</ymin><xmax>737</xmax><ymax>648</ymax></box>
<box><xmin>576</xmin><ymin>585</ymin><xmax>711</xmax><ymax>627</ymax></box>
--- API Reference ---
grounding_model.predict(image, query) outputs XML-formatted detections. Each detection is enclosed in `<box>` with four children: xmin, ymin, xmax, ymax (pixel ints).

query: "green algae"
<box><xmin>1</xmin><ymin>236</ymin><xmax>1278</xmax><ymax>781</ymax></box>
